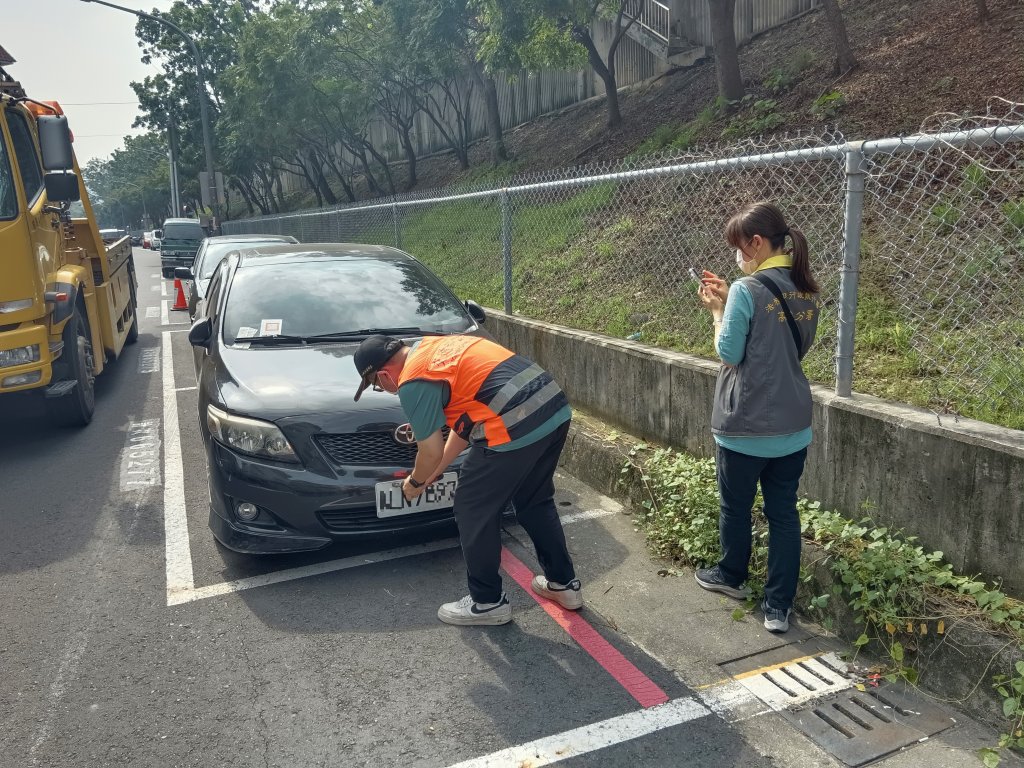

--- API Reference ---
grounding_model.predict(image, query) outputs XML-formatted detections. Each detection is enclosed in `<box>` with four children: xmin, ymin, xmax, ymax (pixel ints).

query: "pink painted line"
<box><xmin>500</xmin><ymin>547</ymin><xmax>670</xmax><ymax>709</ymax></box>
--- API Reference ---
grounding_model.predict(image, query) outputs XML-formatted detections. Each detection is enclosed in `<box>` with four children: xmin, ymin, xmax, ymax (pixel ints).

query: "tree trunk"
<box><xmin>574</xmin><ymin>27</ymin><xmax>622</xmax><ymax>128</ymax></box>
<box><xmin>400</xmin><ymin>124</ymin><xmax>417</xmax><ymax>188</ymax></box>
<box><xmin>363</xmin><ymin>141</ymin><xmax>396</xmax><ymax>195</ymax></box>
<box><xmin>311</xmin><ymin>151</ymin><xmax>338</xmax><ymax>206</ymax></box>
<box><xmin>975</xmin><ymin>0</ymin><xmax>990</xmax><ymax>21</ymax></box>
<box><xmin>707</xmin><ymin>0</ymin><xmax>745</xmax><ymax>107</ymax></box>
<box><xmin>293</xmin><ymin>157</ymin><xmax>323</xmax><ymax>208</ymax></box>
<box><xmin>323</xmin><ymin>152</ymin><xmax>356</xmax><ymax>202</ymax></box>
<box><xmin>819</xmin><ymin>0</ymin><xmax>858</xmax><ymax>74</ymax></box>
<box><xmin>470</xmin><ymin>62</ymin><xmax>509</xmax><ymax>165</ymax></box>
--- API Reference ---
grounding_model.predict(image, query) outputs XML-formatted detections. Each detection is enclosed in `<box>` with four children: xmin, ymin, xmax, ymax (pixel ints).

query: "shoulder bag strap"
<box><xmin>751</xmin><ymin>272</ymin><xmax>806</xmax><ymax>361</ymax></box>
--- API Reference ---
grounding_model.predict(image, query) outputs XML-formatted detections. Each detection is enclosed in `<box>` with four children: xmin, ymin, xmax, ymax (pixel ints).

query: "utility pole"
<box><xmin>168</xmin><ymin>121</ymin><xmax>181</xmax><ymax>216</ymax></box>
<box><xmin>80</xmin><ymin>0</ymin><xmax>221</xmax><ymax>226</ymax></box>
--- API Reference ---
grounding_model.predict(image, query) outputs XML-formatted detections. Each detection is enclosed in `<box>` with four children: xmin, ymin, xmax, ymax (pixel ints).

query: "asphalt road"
<box><xmin>0</xmin><ymin>248</ymin><xmax>779</xmax><ymax>767</ymax></box>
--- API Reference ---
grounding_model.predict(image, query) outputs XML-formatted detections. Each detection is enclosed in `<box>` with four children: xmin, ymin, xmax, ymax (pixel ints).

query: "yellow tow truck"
<box><xmin>0</xmin><ymin>52</ymin><xmax>137</xmax><ymax>426</ymax></box>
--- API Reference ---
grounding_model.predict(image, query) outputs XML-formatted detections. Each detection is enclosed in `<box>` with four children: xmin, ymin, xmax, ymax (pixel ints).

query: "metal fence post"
<box><xmin>392</xmin><ymin>199</ymin><xmax>402</xmax><ymax>250</ymax></box>
<box><xmin>499</xmin><ymin>189</ymin><xmax>513</xmax><ymax>314</ymax></box>
<box><xmin>836</xmin><ymin>142</ymin><xmax>866</xmax><ymax>397</ymax></box>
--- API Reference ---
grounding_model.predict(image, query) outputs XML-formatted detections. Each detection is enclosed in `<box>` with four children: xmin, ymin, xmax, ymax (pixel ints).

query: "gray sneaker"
<box><xmin>437</xmin><ymin>594</ymin><xmax>512</xmax><ymax>626</ymax></box>
<box><xmin>531</xmin><ymin>575</ymin><xmax>584</xmax><ymax>610</ymax></box>
<box><xmin>762</xmin><ymin>600</ymin><xmax>791</xmax><ymax>633</ymax></box>
<box><xmin>694</xmin><ymin>566</ymin><xmax>751</xmax><ymax>600</ymax></box>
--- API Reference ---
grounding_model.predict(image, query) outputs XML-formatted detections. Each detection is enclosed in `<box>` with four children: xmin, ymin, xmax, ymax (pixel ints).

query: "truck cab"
<box><xmin>0</xmin><ymin>77</ymin><xmax>137</xmax><ymax>425</ymax></box>
<box><xmin>159</xmin><ymin>217</ymin><xmax>206</xmax><ymax>278</ymax></box>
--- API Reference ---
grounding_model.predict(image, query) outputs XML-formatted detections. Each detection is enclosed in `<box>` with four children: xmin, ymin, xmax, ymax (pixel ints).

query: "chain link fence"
<box><xmin>223</xmin><ymin>104</ymin><xmax>1024</xmax><ymax>430</ymax></box>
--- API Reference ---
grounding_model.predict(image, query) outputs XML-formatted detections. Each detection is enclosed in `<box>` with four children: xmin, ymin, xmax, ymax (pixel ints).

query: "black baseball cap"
<box><xmin>353</xmin><ymin>335</ymin><xmax>405</xmax><ymax>401</ymax></box>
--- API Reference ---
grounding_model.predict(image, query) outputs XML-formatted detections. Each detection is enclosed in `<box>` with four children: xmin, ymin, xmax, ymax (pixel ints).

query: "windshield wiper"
<box><xmin>306</xmin><ymin>327</ymin><xmax>450</xmax><ymax>339</ymax></box>
<box><xmin>240</xmin><ymin>334</ymin><xmax>313</xmax><ymax>346</ymax></box>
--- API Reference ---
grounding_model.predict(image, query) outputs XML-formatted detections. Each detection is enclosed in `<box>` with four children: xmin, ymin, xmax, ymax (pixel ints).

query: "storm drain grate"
<box><xmin>781</xmin><ymin>684</ymin><xmax>955</xmax><ymax>766</ymax></box>
<box><xmin>736</xmin><ymin>652</ymin><xmax>853</xmax><ymax>709</ymax></box>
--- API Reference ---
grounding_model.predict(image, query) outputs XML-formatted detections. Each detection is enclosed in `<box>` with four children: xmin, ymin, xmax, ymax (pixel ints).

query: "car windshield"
<box><xmin>163</xmin><ymin>222</ymin><xmax>204</xmax><ymax>241</ymax></box>
<box><xmin>199</xmin><ymin>241</ymin><xmax>284</xmax><ymax>280</ymax></box>
<box><xmin>223</xmin><ymin>258</ymin><xmax>474</xmax><ymax>344</ymax></box>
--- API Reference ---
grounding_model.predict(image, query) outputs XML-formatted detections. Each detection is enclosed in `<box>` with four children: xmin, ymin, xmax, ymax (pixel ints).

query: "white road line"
<box><xmin>161</xmin><ymin>299</ymin><xmax>169</xmax><ymax>327</ymax></box>
<box><xmin>162</xmin><ymin>330</ymin><xmax>195</xmax><ymax>603</ymax></box>
<box><xmin>177</xmin><ymin>539</ymin><xmax>462</xmax><ymax>605</ymax></box>
<box><xmin>161</xmin><ymin>281</ymin><xmax>168</xmax><ymax>297</ymax></box>
<box><xmin>444</xmin><ymin>697</ymin><xmax>709</xmax><ymax>768</ymax></box>
<box><xmin>145</xmin><ymin>306</ymin><xmax>160</xmax><ymax>319</ymax></box>
<box><xmin>137</xmin><ymin>347</ymin><xmax>160</xmax><ymax>374</ymax></box>
<box><xmin>175</xmin><ymin>386</ymin><xmax>198</xmax><ymax>392</ymax></box>
<box><xmin>558</xmin><ymin>507</ymin><xmax>616</xmax><ymax>525</ymax></box>
<box><xmin>150</xmin><ymin>285</ymin><xmax>160</xmax><ymax>292</ymax></box>
<box><xmin>150</xmin><ymin>273</ymin><xmax>160</xmax><ymax>279</ymax></box>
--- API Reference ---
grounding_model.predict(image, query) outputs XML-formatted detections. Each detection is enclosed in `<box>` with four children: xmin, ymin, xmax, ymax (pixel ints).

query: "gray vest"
<box><xmin>711</xmin><ymin>268</ymin><xmax>820</xmax><ymax>437</ymax></box>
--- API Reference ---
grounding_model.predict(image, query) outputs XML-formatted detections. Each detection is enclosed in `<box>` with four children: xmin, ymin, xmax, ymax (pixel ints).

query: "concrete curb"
<box><xmin>559</xmin><ymin>409</ymin><xmax>1023</xmax><ymax>736</ymax></box>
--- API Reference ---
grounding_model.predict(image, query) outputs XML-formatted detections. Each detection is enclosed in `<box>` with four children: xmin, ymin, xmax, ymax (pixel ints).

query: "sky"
<box><xmin>5</xmin><ymin>0</ymin><xmax>175</xmax><ymax>165</ymax></box>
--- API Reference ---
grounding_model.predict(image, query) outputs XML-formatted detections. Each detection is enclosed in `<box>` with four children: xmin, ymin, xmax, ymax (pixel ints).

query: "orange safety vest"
<box><xmin>398</xmin><ymin>335</ymin><xmax>567</xmax><ymax>448</ymax></box>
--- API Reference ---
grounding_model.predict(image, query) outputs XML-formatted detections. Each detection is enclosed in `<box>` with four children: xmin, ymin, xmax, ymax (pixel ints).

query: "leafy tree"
<box><xmin>82</xmin><ymin>132</ymin><xmax>172</xmax><ymax>229</ymax></box>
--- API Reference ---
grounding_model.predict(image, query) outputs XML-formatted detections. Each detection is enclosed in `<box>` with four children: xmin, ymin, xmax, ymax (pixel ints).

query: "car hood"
<box><xmin>215</xmin><ymin>341</ymin><xmax>400</xmax><ymax>421</ymax></box>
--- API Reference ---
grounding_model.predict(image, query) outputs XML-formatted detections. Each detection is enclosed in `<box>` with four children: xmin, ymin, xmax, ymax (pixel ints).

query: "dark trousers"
<box><xmin>716</xmin><ymin>444</ymin><xmax>807</xmax><ymax>612</ymax></box>
<box><xmin>453</xmin><ymin>421</ymin><xmax>576</xmax><ymax>604</ymax></box>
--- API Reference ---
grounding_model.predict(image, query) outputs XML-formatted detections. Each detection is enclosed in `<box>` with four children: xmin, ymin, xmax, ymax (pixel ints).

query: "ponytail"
<box><xmin>788</xmin><ymin>227</ymin><xmax>818</xmax><ymax>294</ymax></box>
<box><xmin>724</xmin><ymin>201</ymin><xmax>819</xmax><ymax>295</ymax></box>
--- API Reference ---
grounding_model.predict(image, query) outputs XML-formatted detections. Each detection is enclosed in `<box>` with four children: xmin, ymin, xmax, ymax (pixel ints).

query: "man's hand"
<box><xmin>402</xmin><ymin>477</ymin><xmax>426</xmax><ymax>502</ymax></box>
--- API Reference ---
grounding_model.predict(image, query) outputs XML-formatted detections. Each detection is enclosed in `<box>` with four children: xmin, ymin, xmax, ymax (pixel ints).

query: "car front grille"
<box><xmin>314</xmin><ymin>427</ymin><xmax>449</xmax><ymax>466</ymax></box>
<box><xmin>317</xmin><ymin>506</ymin><xmax>455</xmax><ymax>534</ymax></box>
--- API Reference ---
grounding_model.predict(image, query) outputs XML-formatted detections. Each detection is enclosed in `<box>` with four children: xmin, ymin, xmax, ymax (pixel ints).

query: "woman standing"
<box><xmin>694</xmin><ymin>201</ymin><xmax>821</xmax><ymax>633</ymax></box>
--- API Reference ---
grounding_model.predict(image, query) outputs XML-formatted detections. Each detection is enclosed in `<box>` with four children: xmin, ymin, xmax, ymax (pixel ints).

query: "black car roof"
<box><xmin>234</xmin><ymin>243</ymin><xmax>412</xmax><ymax>268</ymax></box>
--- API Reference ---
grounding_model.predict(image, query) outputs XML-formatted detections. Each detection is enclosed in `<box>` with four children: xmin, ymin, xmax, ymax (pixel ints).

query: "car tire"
<box><xmin>46</xmin><ymin>310</ymin><xmax>96</xmax><ymax>427</ymax></box>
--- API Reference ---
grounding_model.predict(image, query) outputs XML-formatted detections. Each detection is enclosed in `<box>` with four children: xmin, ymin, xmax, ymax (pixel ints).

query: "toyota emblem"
<box><xmin>393</xmin><ymin>423</ymin><xmax>416</xmax><ymax>445</ymax></box>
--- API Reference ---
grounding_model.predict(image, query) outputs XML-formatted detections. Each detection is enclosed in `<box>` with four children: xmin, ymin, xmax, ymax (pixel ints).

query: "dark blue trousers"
<box><xmin>715</xmin><ymin>444</ymin><xmax>807</xmax><ymax>611</ymax></box>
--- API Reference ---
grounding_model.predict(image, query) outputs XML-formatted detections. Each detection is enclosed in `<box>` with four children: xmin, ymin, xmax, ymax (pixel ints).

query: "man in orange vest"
<box><xmin>354</xmin><ymin>334</ymin><xmax>582</xmax><ymax>626</ymax></box>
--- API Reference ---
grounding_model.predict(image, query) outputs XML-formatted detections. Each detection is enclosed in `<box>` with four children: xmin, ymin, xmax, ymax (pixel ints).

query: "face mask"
<box><xmin>736</xmin><ymin>248</ymin><xmax>757</xmax><ymax>275</ymax></box>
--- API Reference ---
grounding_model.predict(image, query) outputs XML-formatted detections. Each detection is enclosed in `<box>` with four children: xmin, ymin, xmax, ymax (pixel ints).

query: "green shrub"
<box><xmin>810</xmin><ymin>90</ymin><xmax>845</xmax><ymax>120</ymax></box>
<box><xmin>1002</xmin><ymin>197</ymin><xmax>1024</xmax><ymax>234</ymax></box>
<box><xmin>929</xmin><ymin>199</ymin><xmax>962</xmax><ymax>235</ymax></box>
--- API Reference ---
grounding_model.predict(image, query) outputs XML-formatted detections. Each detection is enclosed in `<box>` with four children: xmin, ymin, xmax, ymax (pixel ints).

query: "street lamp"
<box><xmin>80</xmin><ymin>0</ymin><xmax>221</xmax><ymax>227</ymax></box>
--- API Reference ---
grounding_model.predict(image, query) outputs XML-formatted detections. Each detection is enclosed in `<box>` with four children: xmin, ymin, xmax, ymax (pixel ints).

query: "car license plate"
<box><xmin>375</xmin><ymin>472</ymin><xmax>458</xmax><ymax>518</ymax></box>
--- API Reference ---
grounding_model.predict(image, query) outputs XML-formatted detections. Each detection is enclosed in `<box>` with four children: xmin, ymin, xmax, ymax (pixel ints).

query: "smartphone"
<box><xmin>688</xmin><ymin>267</ymin><xmax>703</xmax><ymax>284</ymax></box>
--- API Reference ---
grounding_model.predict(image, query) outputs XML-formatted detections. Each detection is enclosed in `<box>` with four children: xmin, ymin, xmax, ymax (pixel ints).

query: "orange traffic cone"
<box><xmin>171</xmin><ymin>278</ymin><xmax>188</xmax><ymax>311</ymax></box>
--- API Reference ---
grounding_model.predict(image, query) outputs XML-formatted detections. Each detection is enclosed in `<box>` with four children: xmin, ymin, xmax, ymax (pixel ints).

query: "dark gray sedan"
<box><xmin>187</xmin><ymin>243</ymin><xmax>489</xmax><ymax>554</ymax></box>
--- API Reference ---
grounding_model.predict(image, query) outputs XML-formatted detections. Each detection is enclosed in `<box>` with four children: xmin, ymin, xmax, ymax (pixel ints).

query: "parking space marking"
<box><xmin>162</xmin><ymin>330</ymin><xmax>195</xmax><ymax>602</ymax></box>
<box><xmin>177</xmin><ymin>539</ymin><xmax>462</xmax><ymax>605</ymax></box>
<box><xmin>501</xmin><ymin>547</ymin><xmax>670</xmax><ymax>709</ymax></box>
<box><xmin>161</xmin><ymin>299</ymin><xmax>169</xmax><ymax>327</ymax></box>
<box><xmin>444</xmin><ymin>696</ymin><xmax>709</xmax><ymax>768</ymax></box>
<box><xmin>137</xmin><ymin>348</ymin><xmax>160</xmax><ymax>374</ymax></box>
<box><xmin>161</xmin><ymin>281</ymin><xmax>168</xmax><ymax>298</ymax></box>
<box><xmin>120</xmin><ymin>419</ymin><xmax>162</xmax><ymax>491</ymax></box>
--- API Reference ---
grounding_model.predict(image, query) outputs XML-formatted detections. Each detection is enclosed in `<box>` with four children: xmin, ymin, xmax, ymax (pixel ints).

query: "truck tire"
<box><xmin>125</xmin><ymin>292</ymin><xmax>139</xmax><ymax>345</ymax></box>
<box><xmin>46</xmin><ymin>311</ymin><xmax>96</xmax><ymax>427</ymax></box>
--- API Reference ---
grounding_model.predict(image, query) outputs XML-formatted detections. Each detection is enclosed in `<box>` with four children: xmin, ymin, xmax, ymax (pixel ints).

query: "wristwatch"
<box><xmin>407</xmin><ymin>476</ymin><xmax>425</xmax><ymax>488</ymax></box>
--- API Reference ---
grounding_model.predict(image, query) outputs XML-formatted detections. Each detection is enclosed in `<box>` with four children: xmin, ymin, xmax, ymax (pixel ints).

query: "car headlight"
<box><xmin>206</xmin><ymin>404</ymin><xmax>299</xmax><ymax>463</ymax></box>
<box><xmin>0</xmin><ymin>344</ymin><xmax>41</xmax><ymax>368</ymax></box>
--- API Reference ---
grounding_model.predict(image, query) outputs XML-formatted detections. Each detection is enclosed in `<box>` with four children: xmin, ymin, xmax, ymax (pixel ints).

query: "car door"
<box><xmin>192</xmin><ymin>263</ymin><xmax>224</xmax><ymax>381</ymax></box>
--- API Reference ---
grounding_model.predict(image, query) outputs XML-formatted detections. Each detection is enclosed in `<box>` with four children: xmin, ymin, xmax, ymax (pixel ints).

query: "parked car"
<box><xmin>174</xmin><ymin>234</ymin><xmax>298</xmax><ymax>319</ymax></box>
<box><xmin>129</xmin><ymin>230</ymin><xmax>143</xmax><ymax>247</ymax></box>
<box><xmin>152</xmin><ymin>228</ymin><xmax>163</xmax><ymax>250</ymax></box>
<box><xmin>187</xmin><ymin>243</ymin><xmax>489</xmax><ymax>554</ymax></box>
<box><xmin>159</xmin><ymin>218</ymin><xmax>205</xmax><ymax>277</ymax></box>
<box><xmin>143</xmin><ymin>231</ymin><xmax>152</xmax><ymax>249</ymax></box>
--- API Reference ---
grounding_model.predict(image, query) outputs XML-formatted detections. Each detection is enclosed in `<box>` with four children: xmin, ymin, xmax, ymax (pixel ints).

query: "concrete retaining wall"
<box><xmin>486</xmin><ymin>311</ymin><xmax>1024</xmax><ymax>596</ymax></box>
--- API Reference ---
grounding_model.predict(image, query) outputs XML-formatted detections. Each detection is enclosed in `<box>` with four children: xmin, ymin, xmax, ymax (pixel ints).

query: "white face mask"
<box><xmin>736</xmin><ymin>248</ymin><xmax>757</xmax><ymax>275</ymax></box>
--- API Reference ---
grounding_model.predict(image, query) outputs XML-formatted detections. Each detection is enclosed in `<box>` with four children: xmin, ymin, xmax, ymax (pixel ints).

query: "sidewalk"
<box><xmin>503</xmin><ymin>469</ymin><xmax>1022</xmax><ymax>767</ymax></box>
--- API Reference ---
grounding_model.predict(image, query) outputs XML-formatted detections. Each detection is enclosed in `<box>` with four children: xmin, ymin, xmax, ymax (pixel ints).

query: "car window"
<box><xmin>6</xmin><ymin>111</ymin><xmax>44</xmax><ymax>204</ymax></box>
<box><xmin>163</xmin><ymin>222</ymin><xmax>205</xmax><ymax>240</ymax></box>
<box><xmin>197</xmin><ymin>241</ymin><xmax>288</xmax><ymax>279</ymax></box>
<box><xmin>205</xmin><ymin>266</ymin><xmax>225</xmax><ymax>320</ymax></box>
<box><xmin>222</xmin><ymin>258</ymin><xmax>473</xmax><ymax>343</ymax></box>
<box><xmin>0</xmin><ymin>131</ymin><xmax>16</xmax><ymax>219</ymax></box>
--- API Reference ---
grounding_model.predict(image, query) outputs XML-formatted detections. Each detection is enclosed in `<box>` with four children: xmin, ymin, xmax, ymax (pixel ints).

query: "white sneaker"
<box><xmin>437</xmin><ymin>594</ymin><xmax>512</xmax><ymax>626</ymax></box>
<box><xmin>531</xmin><ymin>575</ymin><xmax>584</xmax><ymax>610</ymax></box>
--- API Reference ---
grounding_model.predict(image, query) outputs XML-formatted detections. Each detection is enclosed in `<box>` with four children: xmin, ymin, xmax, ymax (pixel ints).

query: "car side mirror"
<box><xmin>188</xmin><ymin>317</ymin><xmax>212</xmax><ymax>348</ymax></box>
<box><xmin>465</xmin><ymin>300</ymin><xmax>486</xmax><ymax>324</ymax></box>
<box><xmin>37</xmin><ymin>115</ymin><xmax>75</xmax><ymax>171</ymax></box>
<box><xmin>175</xmin><ymin>267</ymin><xmax>194</xmax><ymax>281</ymax></box>
<box><xmin>44</xmin><ymin>172</ymin><xmax>81</xmax><ymax>203</ymax></box>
